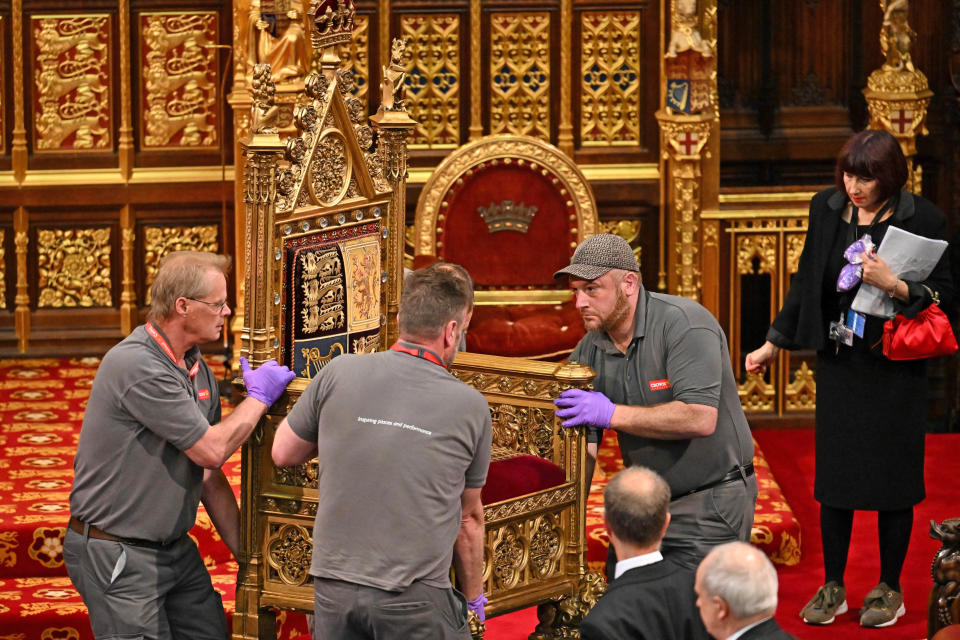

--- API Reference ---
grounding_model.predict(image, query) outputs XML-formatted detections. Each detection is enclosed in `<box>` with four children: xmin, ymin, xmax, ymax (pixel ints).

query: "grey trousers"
<box><xmin>64</xmin><ymin>526</ymin><xmax>227</xmax><ymax>640</ymax></box>
<box><xmin>312</xmin><ymin>577</ymin><xmax>471</xmax><ymax>640</ymax></box>
<box><xmin>606</xmin><ymin>473</ymin><xmax>759</xmax><ymax>576</ymax></box>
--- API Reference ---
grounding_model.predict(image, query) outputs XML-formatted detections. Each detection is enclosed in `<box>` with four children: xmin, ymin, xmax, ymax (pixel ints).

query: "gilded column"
<box><xmin>469</xmin><ymin>0</ymin><xmax>482</xmax><ymax>141</ymax></box>
<box><xmin>11</xmin><ymin>0</ymin><xmax>26</xmax><ymax>183</ymax></box>
<box><xmin>120</xmin><ymin>206</ymin><xmax>137</xmax><ymax>334</ymax></box>
<box><xmin>556</xmin><ymin>0</ymin><xmax>574</xmax><ymax>155</ymax></box>
<box><xmin>862</xmin><ymin>0</ymin><xmax>931</xmax><ymax>194</ymax></box>
<box><xmin>118</xmin><ymin>0</ymin><xmax>134</xmax><ymax>180</ymax></box>
<box><xmin>380</xmin><ymin>0</ymin><xmax>390</xmax><ymax>91</ymax></box>
<box><xmin>371</xmin><ymin>39</ymin><xmax>417</xmax><ymax>347</ymax></box>
<box><xmin>654</xmin><ymin>0</ymin><xmax>717</xmax><ymax>302</ymax></box>
<box><xmin>240</xmin><ymin>70</ymin><xmax>283</xmax><ymax>366</ymax></box>
<box><xmin>13</xmin><ymin>207</ymin><xmax>28</xmax><ymax>351</ymax></box>
<box><xmin>232</xmin><ymin>72</ymin><xmax>282</xmax><ymax>640</ymax></box>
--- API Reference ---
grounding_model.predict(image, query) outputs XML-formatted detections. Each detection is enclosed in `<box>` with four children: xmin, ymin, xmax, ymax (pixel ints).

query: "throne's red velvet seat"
<box><xmin>414</xmin><ymin>136</ymin><xmax>599</xmax><ymax>359</ymax></box>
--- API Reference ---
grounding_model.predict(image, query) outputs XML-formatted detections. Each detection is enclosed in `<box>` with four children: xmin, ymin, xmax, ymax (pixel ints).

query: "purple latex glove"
<box><xmin>467</xmin><ymin>592</ymin><xmax>488</xmax><ymax>622</ymax></box>
<box><xmin>553</xmin><ymin>388</ymin><xmax>615</xmax><ymax>429</ymax></box>
<box><xmin>836</xmin><ymin>262</ymin><xmax>863</xmax><ymax>292</ymax></box>
<box><xmin>843</xmin><ymin>235</ymin><xmax>873</xmax><ymax>263</ymax></box>
<box><xmin>240</xmin><ymin>357</ymin><xmax>296</xmax><ymax>406</ymax></box>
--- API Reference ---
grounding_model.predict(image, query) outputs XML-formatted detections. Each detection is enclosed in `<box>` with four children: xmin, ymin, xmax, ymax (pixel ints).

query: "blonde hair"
<box><xmin>147</xmin><ymin>251</ymin><xmax>231</xmax><ymax>322</ymax></box>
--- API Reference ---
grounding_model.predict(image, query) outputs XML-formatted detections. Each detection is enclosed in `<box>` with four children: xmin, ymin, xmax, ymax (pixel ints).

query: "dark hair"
<box><xmin>834</xmin><ymin>129</ymin><xmax>907</xmax><ymax>202</ymax></box>
<box><xmin>398</xmin><ymin>262</ymin><xmax>473</xmax><ymax>341</ymax></box>
<box><xmin>603</xmin><ymin>466</ymin><xmax>671</xmax><ymax>547</ymax></box>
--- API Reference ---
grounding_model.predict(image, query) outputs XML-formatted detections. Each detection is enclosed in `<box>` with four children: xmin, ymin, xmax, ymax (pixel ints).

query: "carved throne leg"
<box><xmin>528</xmin><ymin>573</ymin><xmax>606</xmax><ymax>640</ymax></box>
<box><xmin>469</xmin><ymin>612</ymin><xmax>486</xmax><ymax>639</ymax></box>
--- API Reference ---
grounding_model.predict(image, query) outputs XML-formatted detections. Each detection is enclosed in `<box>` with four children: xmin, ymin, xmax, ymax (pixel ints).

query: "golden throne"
<box><xmin>413</xmin><ymin>135</ymin><xmax>599</xmax><ymax>360</ymax></box>
<box><xmin>232</xmin><ymin>6</ymin><xmax>601</xmax><ymax>639</ymax></box>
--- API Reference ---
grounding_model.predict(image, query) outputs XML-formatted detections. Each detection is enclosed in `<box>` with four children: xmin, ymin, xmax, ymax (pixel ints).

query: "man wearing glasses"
<box><xmin>66</xmin><ymin>251</ymin><xmax>295</xmax><ymax>640</ymax></box>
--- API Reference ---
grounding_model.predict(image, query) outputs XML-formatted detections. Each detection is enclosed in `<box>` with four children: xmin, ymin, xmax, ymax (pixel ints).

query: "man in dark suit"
<box><xmin>695</xmin><ymin>541</ymin><xmax>798</xmax><ymax>639</ymax></box>
<box><xmin>579</xmin><ymin>466</ymin><xmax>710</xmax><ymax>640</ymax></box>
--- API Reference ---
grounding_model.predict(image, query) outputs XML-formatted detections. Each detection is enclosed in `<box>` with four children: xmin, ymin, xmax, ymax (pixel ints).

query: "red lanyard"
<box><xmin>389</xmin><ymin>342</ymin><xmax>447</xmax><ymax>369</ymax></box>
<box><xmin>146</xmin><ymin>322</ymin><xmax>200</xmax><ymax>380</ymax></box>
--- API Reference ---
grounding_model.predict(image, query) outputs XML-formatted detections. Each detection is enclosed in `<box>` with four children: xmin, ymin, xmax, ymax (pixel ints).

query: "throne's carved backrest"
<box><xmin>242</xmin><ymin>61</ymin><xmax>398</xmax><ymax>380</ymax></box>
<box><xmin>414</xmin><ymin>136</ymin><xmax>598</xmax><ymax>292</ymax></box>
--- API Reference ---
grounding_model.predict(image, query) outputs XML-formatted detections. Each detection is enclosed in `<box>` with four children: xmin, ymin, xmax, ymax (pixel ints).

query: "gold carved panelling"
<box><xmin>141</xmin><ymin>12</ymin><xmax>219</xmax><ymax>149</ymax></box>
<box><xmin>265</xmin><ymin>522</ymin><xmax>313</xmax><ymax>586</ymax></box>
<box><xmin>490</xmin><ymin>403</ymin><xmax>554</xmax><ymax>459</ymax></box>
<box><xmin>336</xmin><ymin>14</ymin><xmax>369</xmax><ymax>112</ymax></box>
<box><xmin>491</xmin><ymin>522</ymin><xmax>525</xmax><ymax>590</ymax></box>
<box><xmin>529</xmin><ymin>514</ymin><xmax>564</xmax><ymax>579</ymax></box>
<box><xmin>489</xmin><ymin>13</ymin><xmax>551</xmax><ymax>139</ymax></box>
<box><xmin>736</xmin><ymin>235</ymin><xmax>776</xmax><ymax>275</ymax></box>
<box><xmin>0</xmin><ymin>229</ymin><xmax>5</xmax><ymax>309</ymax></box>
<box><xmin>786</xmin><ymin>233</ymin><xmax>805</xmax><ymax>275</ymax></box>
<box><xmin>32</xmin><ymin>15</ymin><xmax>112</xmax><ymax>152</ymax></box>
<box><xmin>143</xmin><ymin>225</ymin><xmax>219</xmax><ymax>304</ymax></box>
<box><xmin>37</xmin><ymin>228</ymin><xmax>112</xmax><ymax>308</ymax></box>
<box><xmin>401</xmin><ymin>14</ymin><xmax>460</xmax><ymax>147</ymax></box>
<box><xmin>580</xmin><ymin>12</ymin><xmax>641</xmax><ymax>146</ymax></box>
<box><xmin>785</xmin><ymin>361</ymin><xmax>816</xmax><ymax>411</ymax></box>
<box><xmin>738</xmin><ymin>373</ymin><xmax>774</xmax><ymax>413</ymax></box>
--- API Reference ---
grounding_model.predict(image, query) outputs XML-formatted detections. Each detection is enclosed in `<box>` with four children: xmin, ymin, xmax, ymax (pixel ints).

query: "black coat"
<box><xmin>738</xmin><ymin>617</ymin><xmax>799</xmax><ymax>640</ymax></box>
<box><xmin>767</xmin><ymin>187</ymin><xmax>952</xmax><ymax>351</ymax></box>
<box><xmin>766</xmin><ymin>187</ymin><xmax>953</xmax><ymax>509</ymax></box>
<box><xmin>579</xmin><ymin>559</ymin><xmax>710</xmax><ymax>640</ymax></box>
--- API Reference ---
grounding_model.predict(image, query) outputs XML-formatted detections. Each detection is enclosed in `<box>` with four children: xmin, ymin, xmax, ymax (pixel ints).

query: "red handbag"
<box><xmin>882</xmin><ymin>291</ymin><xmax>958</xmax><ymax>360</ymax></box>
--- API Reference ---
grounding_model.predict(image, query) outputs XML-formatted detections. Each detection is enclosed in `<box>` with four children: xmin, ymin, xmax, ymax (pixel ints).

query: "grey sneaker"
<box><xmin>800</xmin><ymin>581</ymin><xmax>848</xmax><ymax>624</ymax></box>
<box><xmin>859</xmin><ymin>582</ymin><xmax>905</xmax><ymax>628</ymax></box>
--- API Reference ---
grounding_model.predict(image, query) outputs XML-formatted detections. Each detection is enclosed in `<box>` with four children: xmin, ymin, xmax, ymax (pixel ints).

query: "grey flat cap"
<box><xmin>554</xmin><ymin>233</ymin><xmax>640</xmax><ymax>280</ymax></box>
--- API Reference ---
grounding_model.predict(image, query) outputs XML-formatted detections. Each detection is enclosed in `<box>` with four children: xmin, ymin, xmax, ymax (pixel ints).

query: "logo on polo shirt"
<box><xmin>198</xmin><ymin>389</ymin><xmax>210</xmax><ymax>400</ymax></box>
<box><xmin>649</xmin><ymin>379</ymin><xmax>670</xmax><ymax>391</ymax></box>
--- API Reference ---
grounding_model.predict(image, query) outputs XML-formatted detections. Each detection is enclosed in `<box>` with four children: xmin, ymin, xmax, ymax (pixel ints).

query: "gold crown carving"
<box><xmin>309</xmin><ymin>0</ymin><xmax>355</xmax><ymax>51</ymax></box>
<box><xmin>477</xmin><ymin>200</ymin><xmax>538</xmax><ymax>234</ymax></box>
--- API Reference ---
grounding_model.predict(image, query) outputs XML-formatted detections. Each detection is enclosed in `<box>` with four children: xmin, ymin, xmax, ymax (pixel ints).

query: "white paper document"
<box><xmin>850</xmin><ymin>225</ymin><xmax>947</xmax><ymax>318</ymax></box>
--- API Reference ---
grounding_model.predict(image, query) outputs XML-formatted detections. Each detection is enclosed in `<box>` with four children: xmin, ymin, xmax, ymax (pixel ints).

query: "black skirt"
<box><xmin>814</xmin><ymin>348</ymin><xmax>927</xmax><ymax>510</ymax></box>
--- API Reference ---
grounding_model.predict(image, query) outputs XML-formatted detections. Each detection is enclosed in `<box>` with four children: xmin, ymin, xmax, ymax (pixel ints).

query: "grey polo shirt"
<box><xmin>287</xmin><ymin>347</ymin><xmax>492</xmax><ymax>592</ymax></box>
<box><xmin>570</xmin><ymin>289</ymin><xmax>753</xmax><ymax>496</ymax></box>
<box><xmin>70</xmin><ymin>324</ymin><xmax>220</xmax><ymax>542</ymax></box>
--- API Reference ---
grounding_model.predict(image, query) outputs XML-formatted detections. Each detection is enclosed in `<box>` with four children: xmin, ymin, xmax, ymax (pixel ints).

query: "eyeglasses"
<box><xmin>185</xmin><ymin>297</ymin><xmax>228</xmax><ymax>313</ymax></box>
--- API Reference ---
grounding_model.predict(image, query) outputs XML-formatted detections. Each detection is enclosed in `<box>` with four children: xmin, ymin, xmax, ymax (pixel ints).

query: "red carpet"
<box><xmin>753</xmin><ymin>428</ymin><xmax>956</xmax><ymax>640</ymax></box>
<box><xmin>488</xmin><ymin>429</ymin><xmax>956</xmax><ymax>640</ymax></box>
<box><xmin>2</xmin><ymin>356</ymin><xmax>948</xmax><ymax>639</ymax></box>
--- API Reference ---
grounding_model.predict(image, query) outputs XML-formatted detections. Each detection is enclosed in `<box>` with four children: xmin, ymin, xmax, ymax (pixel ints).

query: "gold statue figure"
<box><xmin>256</xmin><ymin>8</ymin><xmax>309</xmax><ymax>83</ymax></box>
<box><xmin>251</xmin><ymin>63</ymin><xmax>280</xmax><ymax>134</ymax></box>
<box><xmin>880</xmin><ymin>0</ymin><xmax>915</xmax><ymax>73</ymax></box>
<box><xmin>666</xmin><ymin>0</ymin><xmax>712</xmax><ymax>58</ymax></box>
<box><xmin>380</xmin><ymin>38</ymin><xmax>408</xmax><ymax>111</ymax></box>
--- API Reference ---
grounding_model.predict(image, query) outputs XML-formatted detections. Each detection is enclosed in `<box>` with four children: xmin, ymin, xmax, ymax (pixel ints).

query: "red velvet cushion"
<box><xmin>466</xmin><ymin>301</ymin><xmax>585</xmax><ymax>359</ymax></box>
<box><xmin>482</xmin><ymin>448</ymin><xmax>567</xmax><ymax>505</ymax></box>
<box><xmin>437</xmin><ymin>162</ymin><xmax>576</xmax><ymax>288</ymax></box>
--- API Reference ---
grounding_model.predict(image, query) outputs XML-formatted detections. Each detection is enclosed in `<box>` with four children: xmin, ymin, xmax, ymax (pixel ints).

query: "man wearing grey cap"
<box><xmin>554</xmin><ymin>233</ymin><xmax>757</xmax><ymax>573</ymax></box>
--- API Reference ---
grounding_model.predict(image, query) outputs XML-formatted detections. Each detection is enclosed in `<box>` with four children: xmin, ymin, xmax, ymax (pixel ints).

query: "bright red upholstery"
<box><xmin>436</xmin><ymin>162</ymin><xmax>576</xmax><ymax>288</ymax></box>
<box><xmin>466</xmin><ymin>303</ymin><xmax>585</xmax><ymax>359</ymax></box>
<box><xmin>481</xmin><ymin>446</ymin><xmax>567</xmax><ymax>505</ymax></box>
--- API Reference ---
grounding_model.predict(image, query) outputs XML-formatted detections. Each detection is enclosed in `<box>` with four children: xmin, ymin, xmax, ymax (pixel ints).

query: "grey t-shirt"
<box><xmin>287</xmin><ymin>347</ymin><xmax>492</xmax><ymax>592</ymax></box>
<box><xmin>70</xmin><ymin>324</ymin><xmax>219</xmax><ymax>541</ymax></box>
<box><xmin>571</xmin><ymin>289</ymin><xmax>753</xmax><ymax>496</ymax></box>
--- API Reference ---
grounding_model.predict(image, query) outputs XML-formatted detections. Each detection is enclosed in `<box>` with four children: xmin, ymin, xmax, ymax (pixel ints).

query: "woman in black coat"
<box><xmin>746</xmin><ymin>130</ymin><xmax>953</xmax><ymax>629</ymax></box>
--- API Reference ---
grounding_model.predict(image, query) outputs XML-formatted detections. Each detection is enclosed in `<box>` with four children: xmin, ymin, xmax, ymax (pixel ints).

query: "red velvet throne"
<box><xmin>414</xmin><ymin>135</ymin><xmax>599</xmax><ymax>359</ymax></box>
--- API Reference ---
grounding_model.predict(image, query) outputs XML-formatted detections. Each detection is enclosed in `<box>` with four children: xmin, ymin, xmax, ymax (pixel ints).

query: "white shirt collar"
<box><xmin>726</xmin><ymin>617</ymin><xmax>771</xmax><ymax>640</ymax></box>
<box><xmin>613</xmin><ymin>550</ymin><xmax>663</xmax><ymax>579</ymax></box>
